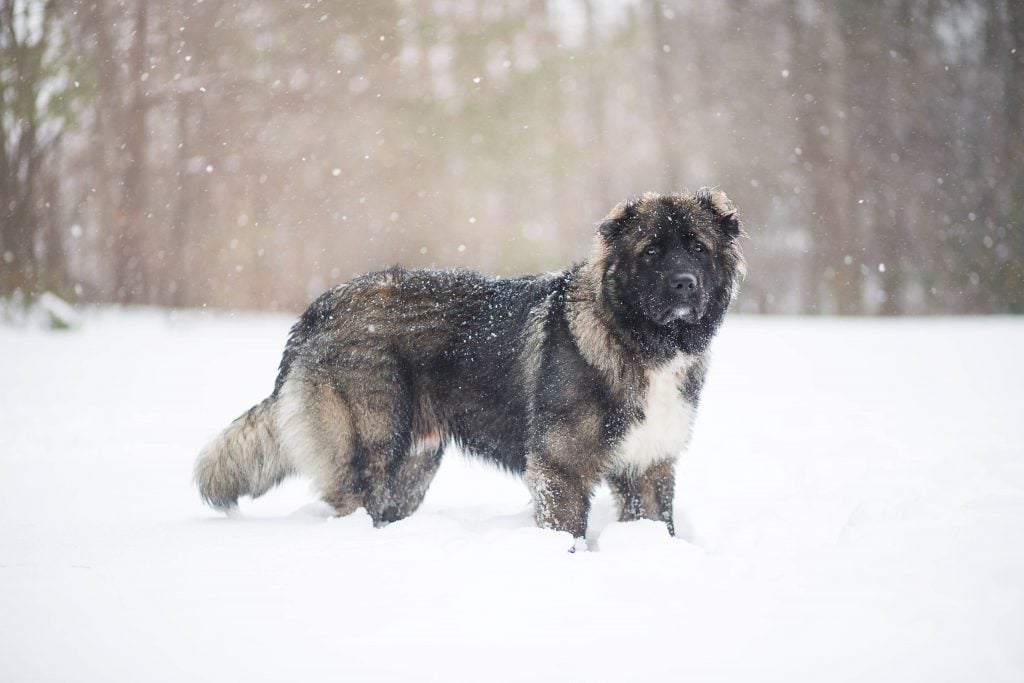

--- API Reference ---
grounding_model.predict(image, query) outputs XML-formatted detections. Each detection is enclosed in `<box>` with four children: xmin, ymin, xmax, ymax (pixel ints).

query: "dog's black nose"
<box><xmin>669</xmin><ymin>272</ymin><xmax>698</xmax><ymax>293</ymax></box>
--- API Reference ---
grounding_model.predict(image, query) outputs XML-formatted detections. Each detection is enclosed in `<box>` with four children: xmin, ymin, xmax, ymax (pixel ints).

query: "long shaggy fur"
<box><xmin>194</xmin><ymin>189</ymin><xmax>745</xmax><ymax>540</ymax></box>
<box><xmin>193</xmin><ymin>398</ymin><xmax>294</xmax><ymax>510</ymax></box>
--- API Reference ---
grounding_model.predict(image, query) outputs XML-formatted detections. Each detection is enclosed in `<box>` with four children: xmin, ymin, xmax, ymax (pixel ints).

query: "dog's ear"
<box><xmin>597</xmin><ymin>199</ymin><xmax>637</xmax><ymax>241</ymax></box>
<box><xmin>696</xmin><ymin>187</ymin><xmax>744</xmax><ymax>239</ymax></box>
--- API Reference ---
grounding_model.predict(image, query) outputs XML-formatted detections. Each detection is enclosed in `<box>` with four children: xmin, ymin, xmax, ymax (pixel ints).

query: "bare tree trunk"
<box><xmin>114</xmin><ymin>0</ymin><xmax>150</xmax><ymax>303</ymax></box>
<box><xmin>80</xmin><ymin>0</ymin><xmax>119</xmax><ymax>301</ymax></box>
<box><xmin>1008</xmin><ymin>0</ymin><xmax>1024</xmax><ymax>166</ymax></box>
<box><xmin>168</xmin><ymin>93</ymin><xmax>193</xmax><ymax>308</ymax></box>
<box><xmin>583</xmin><ymin>0</ymin><xmax>613</xmax><ymax>211</ymax></box>
<box><xmin>874</xmin><ymin>0</ymin><xmax>913</xmax><ymax>316</ymax></box>
<box><xmin>41</xmin><ymin>145</ymin><xmax>68</xmax><ymax>294</ymax></box>
<box><xmin>0</xmin><ymin>0</ymin><xmax>63</xmax><ymax>297</ymax></box>
<box><xmin>789</xmin><ymin>0</ymin><xmax>858</xmax><ymax>314</ymax></box>
<box><xmin>648</xmin><ymin>0</ymin><xmax>677</xmax><ymax>190</ymax></box>
<box><xmin>2</xmin><ymin>0</ymin><xmax>32</xmax><ymax>293</ymax></box>
<box><xmin>999</xmin><ymin>0</ymin><xmax>1024</xmax><ymax>313</ymax></box>
<box><xmin>0</xmin><ymin>12</ymin><xmax>8</xmax><ymax>269</ymax></box>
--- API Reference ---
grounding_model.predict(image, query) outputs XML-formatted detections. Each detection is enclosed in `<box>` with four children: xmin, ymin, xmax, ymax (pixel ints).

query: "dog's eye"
<box><xmin>692</xmin><ymin>243</ymin><xmax>703</xmax><ymax>253</ymax></box>
<box><xmin>644</xmin><ymin>246</ymin><xmax>660</xmax><ymax>257</ymax></box>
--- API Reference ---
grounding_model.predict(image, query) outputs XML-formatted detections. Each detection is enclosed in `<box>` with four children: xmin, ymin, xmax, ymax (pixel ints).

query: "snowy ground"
<box><xmin>2</xmin><ymin>309</ymin><xmax>1023</xmax><ymax>682</ymax></box>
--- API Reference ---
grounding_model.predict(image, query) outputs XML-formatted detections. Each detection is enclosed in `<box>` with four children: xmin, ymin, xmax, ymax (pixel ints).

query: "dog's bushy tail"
<box><xmin>194</xmin><ymin>397</ymin><xmax>294</xmax><ymax>511</ymax></box>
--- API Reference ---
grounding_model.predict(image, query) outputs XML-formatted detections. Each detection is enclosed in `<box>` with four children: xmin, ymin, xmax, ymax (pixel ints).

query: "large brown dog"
<box><xmin>195</xmin><ymin>189</ymin><xmax>746</xmax><ymax>544</ymax></box>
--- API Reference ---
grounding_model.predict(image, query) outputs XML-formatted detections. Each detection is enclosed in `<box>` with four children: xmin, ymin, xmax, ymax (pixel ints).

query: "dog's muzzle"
<box><xmin>659</xmin><ymin>271</ymin><xmax>703</xmax><ymax>324</ymax></box>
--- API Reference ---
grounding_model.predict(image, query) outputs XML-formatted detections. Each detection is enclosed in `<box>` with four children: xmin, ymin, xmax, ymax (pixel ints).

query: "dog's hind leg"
<box><xmin>279</xmin><ymin>359</ymin><xmax>439</xmax><ymax>525</ymax></box>
<box><xmin>378</xmin><ymin>439</ymin><xmax>444</xmax><ymax>524</ymax></box>
<box><xmin>277</xmin><ymin>371</ymin><xmax>364</xmax><ymax>516</ymax></box>
<box><xmin>336</xmin><ymin>359</ymin><xmax>423</xmax><ymax>527</ymax></box>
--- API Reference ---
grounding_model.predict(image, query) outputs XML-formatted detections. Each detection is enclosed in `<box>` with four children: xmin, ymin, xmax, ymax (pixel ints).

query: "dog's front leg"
<box><xmin>525</xmin><ymin>458</ymin><xmax>595</xmax><ymax>542</ymax></box>
<box><xmin>606</xmin><ymin>459</ymin><xmax>677</xmax><ymax>535</ymax></box>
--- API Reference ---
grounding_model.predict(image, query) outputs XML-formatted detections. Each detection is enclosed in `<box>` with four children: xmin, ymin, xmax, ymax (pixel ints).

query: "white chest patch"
<box><xmin>611</xmin><ymin>354</ymin><xmax>696</xmax><ymax>475</ymax></box>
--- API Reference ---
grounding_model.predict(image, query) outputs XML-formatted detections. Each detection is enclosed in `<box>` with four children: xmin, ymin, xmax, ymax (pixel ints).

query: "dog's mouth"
<box><xmin>659</xmin><ymin>304</ymin><xmax>701</xmax><ymax>325</ymax></box>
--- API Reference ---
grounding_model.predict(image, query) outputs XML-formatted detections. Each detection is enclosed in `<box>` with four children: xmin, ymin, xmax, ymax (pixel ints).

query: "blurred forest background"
<box><xmin>1</xmin><ymin>0</ymin><xmax>1022</xmax><ymax>315</ymax></box>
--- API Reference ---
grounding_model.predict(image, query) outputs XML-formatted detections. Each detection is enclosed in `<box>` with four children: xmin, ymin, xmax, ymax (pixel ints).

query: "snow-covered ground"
<box><xmin>2</xmin><ymin>309</ymin><xmax>1022</xmax><ymax>682</ymax></box>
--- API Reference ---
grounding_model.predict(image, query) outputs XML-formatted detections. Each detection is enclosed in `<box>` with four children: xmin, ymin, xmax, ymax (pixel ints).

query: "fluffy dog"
<box><xmin>195</xmin><ymin>189</ymin><xmax>746</xmax><ymax>542</ymax></box>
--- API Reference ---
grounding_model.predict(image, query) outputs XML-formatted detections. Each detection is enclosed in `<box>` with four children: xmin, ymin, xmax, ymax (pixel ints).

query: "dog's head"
<box><xmin>596</xmin><ymin>189</ymin><xmax>746</xmax><ymax>330</ymax></box>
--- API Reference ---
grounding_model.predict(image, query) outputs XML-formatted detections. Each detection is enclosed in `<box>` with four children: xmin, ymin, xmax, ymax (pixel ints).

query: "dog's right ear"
<box><xmin>597</xmin><ymin>200</ymin><xmax>635</xmax><ymax>241</ymax></box>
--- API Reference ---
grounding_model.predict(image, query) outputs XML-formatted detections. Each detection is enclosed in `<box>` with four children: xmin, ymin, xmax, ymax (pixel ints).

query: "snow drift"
<box><xmin>1</xmin><ymin>310</ymin><xmax>1022</xmax><ymax>682</ymax></box>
